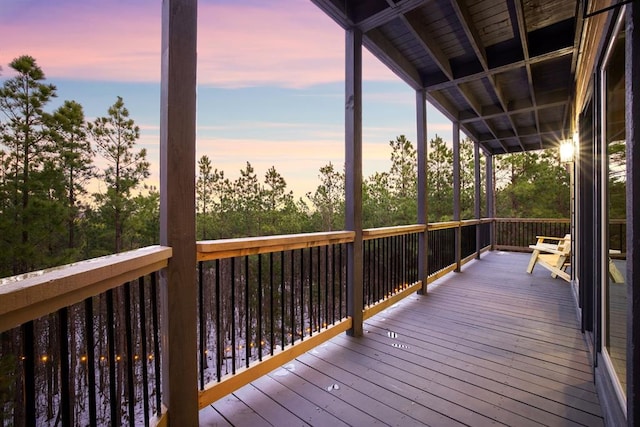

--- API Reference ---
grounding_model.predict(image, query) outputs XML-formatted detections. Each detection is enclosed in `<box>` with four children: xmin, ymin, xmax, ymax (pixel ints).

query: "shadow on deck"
<box><xmin>200</xmin><ymin>251</ymin><xmax>603</xmax><ymax>426</ymax></box>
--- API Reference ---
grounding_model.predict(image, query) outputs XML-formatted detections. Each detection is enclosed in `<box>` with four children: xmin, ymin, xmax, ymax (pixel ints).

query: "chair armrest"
<box><xmin>534</xmin><ymin>235</ymin><xmax>569</xmax><ymax>242</ymax></box>
<box><xmin>529</xmin><ymin>244</ymin><xmax>566</xmax><ymax>255</ymax></box>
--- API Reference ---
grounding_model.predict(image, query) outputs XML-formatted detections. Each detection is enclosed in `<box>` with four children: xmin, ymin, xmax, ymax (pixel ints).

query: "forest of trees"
<box><xmin>0</xmin><ymin>55</ymin><xmax>570</xmax><ymax>279</ymax></box>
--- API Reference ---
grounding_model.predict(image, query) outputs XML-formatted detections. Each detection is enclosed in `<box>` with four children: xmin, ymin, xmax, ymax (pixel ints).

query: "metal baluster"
<box><xmin>363</xmin><ymin>239</ymin><xmax>368</xmax><ymax>306</ymax></box>
<box><xmin>22</xmin><ymin>321</ymin><xmax>36</xmax><ymax>427</ymax></box>
<box><xmin>301</xmin><ymin>248</ymin><xmax>305</xmax><ymax>340</ymax></box>
<box><xmin>106</xmin><ymin>289</ymin><xmax>118</xmax><ymax>425</ymax></box>
<box><xmin>59</xmin><ymin>307</ymin><xmax>71</xmax><ymax>427</ymax></box>
<box><xmin>124</xmin><ymin>282</ymin><xmax>135</xmax><ymax>426</ymax></box>
<box><xmin>84</xmin><ymin>297</ymin><xmax>97</xmax><ymax>427</ymax></box>
<box><xmin>138</xmin><ymin>277</ymin><xmax>150</xmax><ymax>426</ymax></box>
<box><xmin>198</xmin><ymin>261</ymin><xmax>205</xmax><ymax>389</ymax></box>
<box><xmin>150</xmin><ymin>273</ymin><xmax>162</xmax><ymax>416</ymax></box>
<box><xmin>386</xmin><ymin>237</ymin><xmax>390</xmax><ymax>297</ymax></box>
<box><xmin>280</xmin><ymin>251</ymin><xmax>285</xmax><ymax>351</ymax></box>
<box><xmin>258</xmin><ymin>254</ymin><xmax>263</xmax><ymax>361</ymax></box>
<box><xmin>291</xmin><ymin>250</ymin><xmax>295</xmax><ymax>345</ymax></box>
<box><xmin>338</xmin><ymin>244</ymin><xmax>344</xmax><ymax>320</ymax></box>
<box><xmin>270</xmin><ymin>252</ymin><xmax>275</xmax><ymax>356</ymax></box>
<box><xmin>231</xmin><ymin>257</ymin><xmax>236</xmax><ymax>374</ymax></box>
<box><xmin>309</xmin><ymin>246</ymin><xmax>313</xmax><ymax>337</ymax></box>
<box><xmin>375</xmin><ymin>239</ymin><xmax>379</xmax><ymax>302</ymax></box>
<box><xmin>324</xmin><ymin>245</ymin><xmax>329</xmax><ymax>329</ymax></box>
<box><xmin>245</xmin><ymin>256</ymin><xmax>250</xmax><ymax>368</ymax></box>
<box><xmin>215</xmin><ymin>260</ymin><xmax>222</xmax><ymax>382</ymax></box>
<box><xmin>331</xmin><ymin>244</ymin><xmax>336</xmax><ymax>324</ymax></box>
<box><xmin>316</xmin><ymin>246</ymin><xmax>322</xmax><ymax>331</ymax></box>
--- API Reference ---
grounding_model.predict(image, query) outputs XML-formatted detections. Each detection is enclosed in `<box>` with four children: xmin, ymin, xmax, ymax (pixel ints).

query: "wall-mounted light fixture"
<box><xmin>560</xmin><ymin>139</ymin><xmax>574</xmax><ymax>163</ymax></box>
<box><xmin>560</xmin><ymin>132</ymin><xmax>579</xmax><ymax>163</ymax></box>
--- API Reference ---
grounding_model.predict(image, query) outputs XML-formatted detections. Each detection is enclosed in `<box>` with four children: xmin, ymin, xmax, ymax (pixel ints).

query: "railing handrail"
<box><xmin>196</xmin><ymin>222</ymin><xmax>498</xmax><ymax>259</ymax></box>
<box><xmin>0</xmin><ymin>245</ymin><xmax>172</xmax><ymax>333</ymax></box>
<box><xmin>196</xmin><ymin>230</ymin><xmax>355</xmax><ymax>261</ymax></box>
<box><xmin>362</xmin><ymin>224</ymin><xmax>426</xmax><ymax>240</ymax></box>
<box><xmin>493</xmin><ymin>217</ymin><xmax>570</xmax><ymax>223</ymax></box>
<box><xmin>427</xmin><ymin>219</ymin><xmax>483</xmax><ymax>230</ymax></box>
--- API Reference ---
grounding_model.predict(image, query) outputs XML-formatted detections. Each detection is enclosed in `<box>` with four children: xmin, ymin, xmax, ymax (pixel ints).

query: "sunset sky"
<box><xmin>0</xmin><ymin>0</ymin><xmax>453</xmax><ymax>197</ymax></box>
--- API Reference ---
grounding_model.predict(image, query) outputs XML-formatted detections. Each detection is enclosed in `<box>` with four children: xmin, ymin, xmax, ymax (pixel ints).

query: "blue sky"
<box><xmin>1</xmin><ymin>0</ymin><xmax>452</xmax><ymax>197</ymax></box>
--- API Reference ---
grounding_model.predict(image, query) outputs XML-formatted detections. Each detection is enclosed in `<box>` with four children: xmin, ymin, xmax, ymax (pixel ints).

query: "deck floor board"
<box><xmin>200</xmin><ymin>252</ymin><xmax>604</xmax><ymax>426</ymax></box>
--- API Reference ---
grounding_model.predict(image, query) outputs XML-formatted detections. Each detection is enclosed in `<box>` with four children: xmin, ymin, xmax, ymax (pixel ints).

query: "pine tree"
<box><xmin>49</xmin><ymin>100</ymin><xmax>94</xmax><ymax>252</ymax></box>
<box><xmin>388</xmin><ymin>135</ymin><xmax>417</xmax><ymax>224</ymax></box>
<box><xmin>232</xmin><ymin>162</ymin><xmax>262</xmax><ymax>236</ymax></box>
<box><xmin>495</xmin><ymin>149</ymin><xmax>569</xmax><ymax>218</ymax></box>
<box><xmin>0</xmin><ymin>55</ymin><xmax>57</xmax><ymax>274</ymax></box>
<box><xmin>306</xmin><ymin>162</ymin><xmax>344</xmax><ymax>231</ymax></box>
<box><xmin>89</xmin><ymin>96</ymin><xmax>149</xmax><ymax>253</ymax></box>
<box><xmin>262</xmin><ymin>166</ymin><xmax>296</xmax><ymax>234</ymax></box>
<box><xmin>427</xmin><ymin>135</ymin><xmax>453</xmax><ymax>221</ymax></box>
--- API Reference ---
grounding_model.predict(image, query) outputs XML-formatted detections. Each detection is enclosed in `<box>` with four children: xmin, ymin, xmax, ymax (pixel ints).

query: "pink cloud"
<box><xmin>1</xmin><ymin>0</ymin><xmax>395</xmax><ymax>87</ymax></box>
<box><xmin>0</xmin><ymin>2</ymin><xmax>161</xmax><ymax>81</ymax></box>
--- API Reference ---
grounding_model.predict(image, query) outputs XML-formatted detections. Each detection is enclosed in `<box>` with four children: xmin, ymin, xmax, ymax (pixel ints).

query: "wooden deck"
<box><xmin>199</xmin><ymin>251</ymin><xmax>604</xmax><ymax>426</ymax></box>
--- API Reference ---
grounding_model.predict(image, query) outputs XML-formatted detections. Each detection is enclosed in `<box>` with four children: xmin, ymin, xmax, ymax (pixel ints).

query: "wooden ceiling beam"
<box><xmin>426</xmin><ymin>91</ymin><xmax>460</xmax><ymax>121</ymax></box>
<box><xmin>449</xmin><ymin>0</ymin><xmax>488</xmax><ymax>70</ymax></box>
<box><xmin>403</xmin><ymin>11</ymin><xmax>454</xmax><ymax>80</ymax></box>
<box><xmin>513</xmin><ymin>0</ymin><xmax>542</xmax><ymax>149</ymax></box>
<box><xmin>358</xmin><ymin>0</ymin><xmax>426</xmax><ymax>32</ymax></box>
<box><xmin>460</xmin><ymin>99</ymin><xmax>568</xmax><ymax>123</ymax></box>
<box><xmin>449</xmin><ymin>0</ymin><xmax>523</xmax><ymax>150</ymax></box>
<box><xmin>476</xmin><ymin>126</ymin><xmax>567</xmax><ymax>144</ymax></box>
<box><xmin>486</xmin><ymin>74</ymin><xmax>525</xmax><ymax>151</ymax></box>
<box><xmin>456</xmin><ymin>82</ymin><xmax>506</xmax><ymax>150</ymax></box>
<box><xmin>364</xmin><ymin>29</ymin><xmax>424</xmax><ymax>88</ymax></box>
<box><xmin>425</xmin><ymin>46</ymin><xmax>574</xmax><ymax>91</ymax></box>
<box><xmin>309</xmin><ymin>0</ymin><xmax>353</xmax><ymax>29</ymax></box>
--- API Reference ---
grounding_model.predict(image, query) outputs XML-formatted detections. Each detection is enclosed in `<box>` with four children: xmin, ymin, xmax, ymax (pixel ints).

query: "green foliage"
<box><xmin>49</xmin><ymin>100</ymin><xmax>94</xmax><ymax>252</ymax></box>
<box><xmin>459</xmin><ymin>139</ymin><xmax>483</xmax><ymax>219</ymax></box>
<box><xmin>0</xmin><ymin>55</ymin><xmax>60</xmax><ymax>275</ymax></box>
<box><xmin>262</xmin><ymin>166</ymin><xmax>298</xmax><ymax>235</ymax></box>
<box><xmin>89</xmin><ymin>96</ymin><xmax>150</xmax><ymax>253</ymax></box>
<box><xmin>362</xmin><ymin>135</ymin><xmax>419</xmax><ymax>227</ymax></box>
<box><xmin>125</xmin><ymin>187</ymin><xmax>160</xmax><ymax>248</ymax></box>
<box><xmin>608</xmin><ymin>140</ymin><xmax>626</xmax><ymax>220</ymax></box>
<box><xmin>0</xmin><ymin>56</ymin><xmax>153</xmax><ymax>271</ymax></box>
<box><xmin>427</xmin><ymin>135</ymin><xmax>453</xmax><ymax>221</ymax></box>
<box><xmin>306</xmin><ymin>162</ymin><xmax>344</xmax><ymax>231</ymax></box>
<box><xmin>195</xmin><ymin>159</ymin><xmax>307</xmax><ymax>238</ymax></box>
<box><xmin>363</xmin><ymin>171</ymin><xmax>392</xmax><ymax>227</ymax></box>
<box><xmin>495</xmin><ymin>149</ymin><xmax>569</xmax><ymax>218</ymax></box>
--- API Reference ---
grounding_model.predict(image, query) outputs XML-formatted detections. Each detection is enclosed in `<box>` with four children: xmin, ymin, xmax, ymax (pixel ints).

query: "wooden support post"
<box><xmin>159</xmin><ymin>0</ymin><xmax>198</xmax><ymax>424</ymax></box>
<box><xmin>626</xmin><ymin>4</ymin><xmax>640</xmax><ymax>425</ymax></box>
<box><xmin>416</xmin><ymin>89</ymin><xmax>428</xmax><ymax>294</ymax></box>
<box><xmin>452</xmin><ymin>122</ymin><xmax>461</xmax><ymax>271</ymax></box>
<box><xmin>474</xmin><ymin>141</ymin><xmax>481</xmax><ymax>259</ymax></box>
<box><xmin>485</xmin><ymin>152</ymin><xmax>495</xmax><ymax>249</ymax></box>
<box><xmin>345</xmin><ymin>27</ymin><xmax>363</xmax><ymax>337</ymax></box>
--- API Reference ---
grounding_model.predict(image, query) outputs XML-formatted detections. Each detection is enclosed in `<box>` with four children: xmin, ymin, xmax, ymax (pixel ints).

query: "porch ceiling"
<box><xmin>311</xmin><ymin>0</ymin><xmax>583</xmax><ymax>154</ymax></box>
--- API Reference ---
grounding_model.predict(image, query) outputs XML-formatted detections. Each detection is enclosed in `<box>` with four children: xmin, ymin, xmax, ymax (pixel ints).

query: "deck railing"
<box><xmin>0</xmin><ymin>217</ymin><xmax>522</xmax><ymax>426</ymax></box>
<box><xmin>427</xmin><ymin>219</ymin><xmax>492</xmax><ymax>281</ymax></box>
<box><xmin>493</xmin><ymin>218</ymin><xmax>571</xmax><ymax>251</ymax></box>
<box><xmin>362</xmin><ymin>225</ymin><xmax>424</xmax><ymax>319</ymax></box>
<box><xmin>195</xmin><ymin>231</ymin><xmax>354</xmax><ymax>407</ymax></box>
<box><xmin>0</xmin><ymin>246</ymin><xmax>171</xmax><ymax>427</ymax></box>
